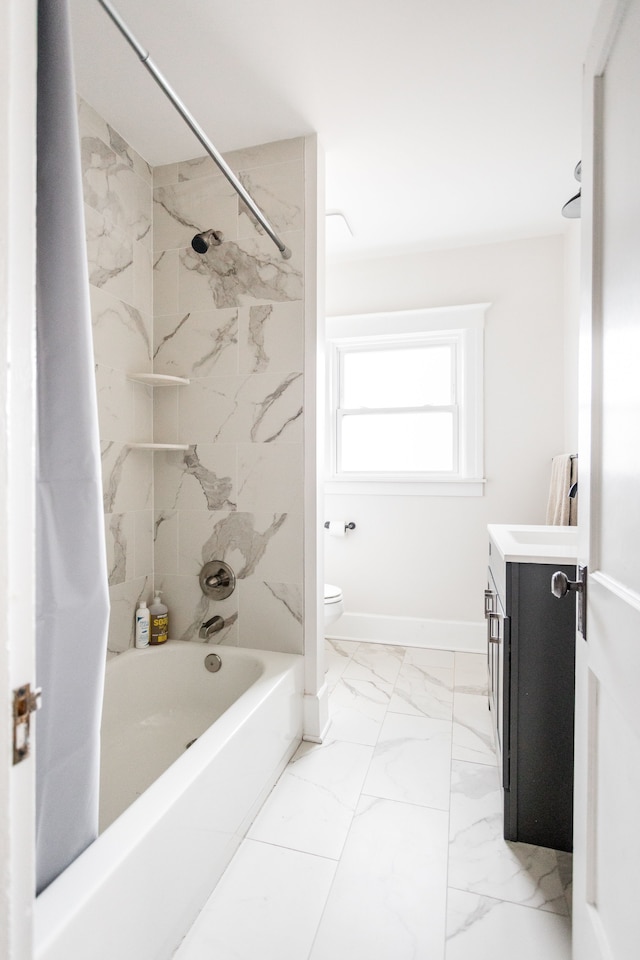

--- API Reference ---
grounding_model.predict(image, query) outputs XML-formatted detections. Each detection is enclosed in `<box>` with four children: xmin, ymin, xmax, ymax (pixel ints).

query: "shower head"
<box><xmin>561</xmin><ymin>161</ymin><xmax>582</xmax><ymax>219</ymax></box>
<box><xmin>191</xmin><ymin>229</ymin><xmax>223</xmax><ymax>254</ymax></box>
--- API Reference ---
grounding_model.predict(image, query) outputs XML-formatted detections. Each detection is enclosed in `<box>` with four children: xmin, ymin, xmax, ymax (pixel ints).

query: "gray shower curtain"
<box><xmin>35</xmin><ymin>0</ymin><xmax>110</xmax><ymax>894</ymax></box>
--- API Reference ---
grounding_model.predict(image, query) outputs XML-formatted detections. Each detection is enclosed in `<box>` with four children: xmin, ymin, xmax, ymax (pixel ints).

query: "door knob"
<box><xmin>551</xmin><ymin>570</ymin><xmax>583</xmax><ymax>598</ymax></box>
<box><xmin>551</xmin><ymin>565</ymin><xmax>588</xmax><ymax>641</ymax></box>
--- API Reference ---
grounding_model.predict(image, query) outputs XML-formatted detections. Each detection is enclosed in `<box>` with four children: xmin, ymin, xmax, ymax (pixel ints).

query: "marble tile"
<box><xmin>153</xmin><ymin>248</ymin><xmax>179</xmax><ymax>315</ymax></box>
<box><xmin>448</xmin><ymin>760</ymin><xmax>569</xmax><ymax>914</ymax></box>
<box><xmin>309</xmin><ymin>795</ymin><xmax>449</xmax><ymax>960</ymax></box>
<box><xmin>176</xmin><ymin>235</ymin><xmax>303</xmax><ymax>312</ymax></box>
<box><xmin>153</xmin><ymin>444</ymin><xmax>237</xmax><ymax>512</ymax></box>
<box><xmin>153</xmin><ymin>162</ymin><xmax>178</xmax><ymax>188</ymax></box>
<box><xmin>389</xmin><ymin>661</ymin><xmax>454</xmax><ymax>720</ymax></box>
<box><xmin>452</xmin><ymin>692</ymin><xmax>496</xmax><ymax>764</ymax></box>
<box><xmin>237</xmin><ymin>442</ymin><xmax>303</xmax><ymax>513</ymax></box>
<box><xmin>95</xmin><ymin>364</ymin><xmax>134</xmax><ymax>442</ymax></box>
<box><xmin>176</xmin><ymin>372</ymin><xmax>303</xmax><ymax>445</ymax></box>
<box><xmin>238</xmin><ymin>301</ymin><xmax>304</xmax><ymax>375</ymax></box>
<box><xmin>248</xmin><ymin>739</ymin><xmax>374</xmax><ymax>859</ymax></box>
<box><xmin>153</xmin><ymin>307</ymin><xmax>239</xmax><ymax>379</ymax></box>
<box><xmin>132</xmin><ymin>380</ymin><xmax>153</xmax><ymax>442</ymax></box>
<box><xmin>455</xmin><ymin>651</ymin><xmax>489</xmax><ymax>695</ymax></box>
<box><xmin>362</xmin><ymin>711</ymin><xmax>452</xmax><ymax>810</ymax></box>
<box><xmin>324</xmin><ymin>638</ymin><xmax>359</xmax><ymax>689</ymax></box>
<box><xmin>327</xmin><ymin>677</ymin><xmax>392</xmax><ymax>746</ymax></box>
<box><xmin>403</xmin><ymin>646</ymin><xmax>456</xmax><ymax>669</ymax></box>
<box><xmin>154</xmin><ymin>573</ymin><xmax>239</xmax><ymax>645</ymax></box>
<box><xmin>445</xmin><ymin>888</ymin><xmax>571</xmax><ymax>960</ymax></box>
<box><xmin>90</xmin><ymin>284</ymin><xmax>151</xmax><ymax>372</ymax></box>
<box><xmin>80</xmin><ymin>132</ymin><xmax>151</xmax><ymax>242</ymax></box>
<box><xmin>152</xmin><ymin>385</ymin><xmax>179</xmax><ymax>444</ymax></box>
<box><xmin>107</xmin><ymin>575</ymin><xmax>150</xmax><ymax>653</ymax></box>
<box><xmin>153</xmin><ymin>509</ymin><xmax>178</xmax><ymax>577</ymax></box>
<box><xmin>153</xmin><ymin>178</ymin><xmax>238</xmax><ymax>252</ymax></box>
<box><xmin>223</xmin><ymin>137</ymin><xmax>304</xmax><ymax>174</ymax></box>
<box><xmin>133</xmin><ymin>237</ymin><xmax>153</xmax><ymax>315</ymax></box>
<box><xmin>173</xmin><ymin>840</ymin><xmax>337</xmax><ymax>960</ymax></box>
<box><xmin>104</xmin><ymin>512</ymin><xmax>134</xmax><ymax>587</ymax></box>
<box><xmin>343</xmin><ymin>643</ymin><xmax>405</xmax><ymax>686</ymax></box>
<box><xmin>134</xmin><ymin>509</ymin><xmax>153</xmax><ymax>579</ymax></box>
<box><xmin>85</xmin><ymin>204</ymin><xmax>134</xmax><ymax>305</ymax></box>
<box><xmin>178</xmin><ymin>510</ymin><xmax>302</xmax><ymax>584</ymax></box>
<box><xmin>238</xmin><ymin>579</ymin><xmax>303</xmax><ymax>655</ymax></box>
<box><xmin>237</xmin><ymin>160</ymin><xmax>304</xmax><ymax>239</ymax></box>
<box><xmin>101</xmin><ymin>441</ymin><xmax>152</xmax><ymax>514</ymax></box>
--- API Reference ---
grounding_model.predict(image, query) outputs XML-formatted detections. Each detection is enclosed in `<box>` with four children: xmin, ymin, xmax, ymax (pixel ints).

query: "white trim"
<box><xmin>327</xmin><ymin>612</ymin><xmax>486</xmax><ymax>653</ymax></box>
<box><xmin>302</xmin><ymin>686</ymin><xmax>331</xmax><ymax>744</ymax></box>
<box><xmin>325</xmin><ymin>478</ymin><xmax>486</xmax><ymax>496</ymax></box>
<box><xmin>302</xmin><ymin>134</ymin><xmax>325</xmax><ymax>741</ymax></box>
<box><xmin>326</xmin><ymin>304</ymin><xmax>488</xmax><ymax>490</ymax></box>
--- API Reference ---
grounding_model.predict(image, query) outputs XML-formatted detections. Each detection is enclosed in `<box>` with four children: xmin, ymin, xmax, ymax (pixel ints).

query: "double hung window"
<box><xmin>326</xmin><ymin>305</ymin><xmax>487</xmax><ymax>496</ymax></box>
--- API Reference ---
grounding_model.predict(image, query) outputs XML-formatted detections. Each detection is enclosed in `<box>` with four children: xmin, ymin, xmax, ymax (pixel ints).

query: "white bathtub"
<box><xmin>35</xmin><ymin>641</ymin><xmax>304</xmax><ymax>960</ymax></box>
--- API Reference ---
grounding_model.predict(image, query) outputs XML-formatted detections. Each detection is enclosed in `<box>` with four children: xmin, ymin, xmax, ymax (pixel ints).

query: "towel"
<box><xmin>545</xmin><ymin>454</ymin><xmax>578</xmax><ymax>525</ymax></box>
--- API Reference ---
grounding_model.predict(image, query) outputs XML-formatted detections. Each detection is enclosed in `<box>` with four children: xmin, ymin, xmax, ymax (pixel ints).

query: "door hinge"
<box><xmin>13</xmin><ymin>683</ymin><xmax>42</xmax><ymax>765</ymax></box>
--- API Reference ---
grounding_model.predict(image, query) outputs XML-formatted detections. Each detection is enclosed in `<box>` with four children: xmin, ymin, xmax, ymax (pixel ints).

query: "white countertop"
<box><xmin>488</xmin><ymin>524</ymin><xmax>579</xmax><ymax>565</ymax></box>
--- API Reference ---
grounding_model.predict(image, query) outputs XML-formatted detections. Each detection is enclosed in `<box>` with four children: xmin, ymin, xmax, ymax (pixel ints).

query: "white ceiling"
<box><xmin>69</xmin><ymin>0</ymin><xmax>599</xmax><ymax>262</ymax></box>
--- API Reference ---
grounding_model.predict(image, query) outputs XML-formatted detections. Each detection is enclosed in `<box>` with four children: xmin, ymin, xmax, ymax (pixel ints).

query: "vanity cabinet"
<box><xmin>486</xmin><ymin>530</ymin><xmax>576</xmax><ymax>852</ymax></box>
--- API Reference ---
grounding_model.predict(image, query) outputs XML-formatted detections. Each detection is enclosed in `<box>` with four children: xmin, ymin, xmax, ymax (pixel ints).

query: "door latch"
<box><xmin>13</xmin><ymin>683</ymin><xmax>42</xmax><ymax>765</ymax></box>
<box><xmin>551</xmin><ymin>565</ymin><xmax>588</xmax><ymax>640</ymax></box>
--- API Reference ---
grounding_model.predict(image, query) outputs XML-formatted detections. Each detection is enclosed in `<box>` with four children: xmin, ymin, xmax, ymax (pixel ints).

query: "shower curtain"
<box><xmin>35</xmin><ymin>0</ymin><xmax>110</xmax><ymax>894</ymax></box>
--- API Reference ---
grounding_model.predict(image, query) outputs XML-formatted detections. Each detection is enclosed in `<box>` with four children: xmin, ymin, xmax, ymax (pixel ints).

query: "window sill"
<box><xmin>324</xmin><ymin>478</ymin><xmax>486</xmax><ymax>497</ymax></box>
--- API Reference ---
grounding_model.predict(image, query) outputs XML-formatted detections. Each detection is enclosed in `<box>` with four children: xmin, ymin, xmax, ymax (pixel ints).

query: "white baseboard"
<box><xmin>326</xmin><ymin>612</ymin><xmax>485</xmax><ymax>653</ymax></box>
<box><xmin>302</xmin><ymin>683</ymin><xmax>330</xmax><ymax>742</ymax></box>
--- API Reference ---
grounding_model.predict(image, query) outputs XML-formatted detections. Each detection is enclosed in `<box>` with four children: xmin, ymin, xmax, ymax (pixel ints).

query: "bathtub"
<box><xmin>35</xmin><ymin>641</ymin><xmax>304</xmax><ymax>960</ymax></box>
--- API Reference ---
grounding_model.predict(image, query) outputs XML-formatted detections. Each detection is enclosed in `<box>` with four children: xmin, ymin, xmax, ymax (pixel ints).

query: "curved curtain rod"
<box><xmin>95</xmin><ymin>0</ymin><xmax>292</xmax><ymax>259</ymax></box>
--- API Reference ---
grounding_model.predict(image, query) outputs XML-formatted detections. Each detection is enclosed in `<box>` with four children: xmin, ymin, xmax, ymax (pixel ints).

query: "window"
<box><xmin>326</xmin><ymin>305</ymin><xmax>487</xmax><ymax>496</ymax></box>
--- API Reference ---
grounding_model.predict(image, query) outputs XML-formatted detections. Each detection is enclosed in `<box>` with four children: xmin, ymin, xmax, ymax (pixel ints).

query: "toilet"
<box><xmin>324</xmin><ymin>583</ymin><xmax>344</xmax><ymax>631</ymax></box>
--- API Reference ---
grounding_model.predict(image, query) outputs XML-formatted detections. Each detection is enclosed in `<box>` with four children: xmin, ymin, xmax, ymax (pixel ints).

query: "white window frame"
<box><xmin>325</xmin><ymin>304</ymin><xmax>488</xmax><ymax>496</ymax></box>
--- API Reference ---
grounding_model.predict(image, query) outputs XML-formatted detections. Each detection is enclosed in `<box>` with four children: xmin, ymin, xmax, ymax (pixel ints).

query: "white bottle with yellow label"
<box><xmin>149</xmin><ymin>591</ymin><xmax>168</xmax><ymax>645</ymax></box>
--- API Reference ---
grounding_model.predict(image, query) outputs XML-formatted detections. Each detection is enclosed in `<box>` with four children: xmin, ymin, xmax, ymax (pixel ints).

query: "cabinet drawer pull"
<box><xmin>488</xmin><ymin>611</ymin><xmax>501</xmax><ymax>643</ymax></box>
<box><xmin>484</xmin><ymin>589</ymin><xmax>495</xmax><ymax>617</ymax></box>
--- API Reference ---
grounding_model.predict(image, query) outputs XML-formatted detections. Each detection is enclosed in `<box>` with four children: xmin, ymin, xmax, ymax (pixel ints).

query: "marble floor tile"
<box><xmin>445</xmin><ymin>889</ymin><xmax>571</xmax><ymax>960</ymax></box>
<box><xmin>328</xmin><ymin>677</ymin><xmax>392</xmax><ymax>746</ymax></box>
<box><xmin>247</xmin><ymin>738</ymin><xmax>374</xmax><ymax>859</ymax></box>
<box><xmin>324</xmin><ymin>638</ymin><xmax>359</xmax><ymax>690</ymax></box>
<box><xmin>454</xmin><ymin>652</ymin><xmax>489</xmax><ymax>695</ymax></box>
<box><xmin>362</xmin><ymin>711</ymin><xmax>452</xmax><ymax>809</ymax></box>
<box><xmin>390</xmin><ymin>662</ymin><xmax>454</xmax><ymax>720</ymax></box>
<box><xmin>452</xmin><ymin>692</ymin><xmax>496</xmax><ymax>764</ymax></box>
<box><xmin>448</xmin><ymin>760</ymin><xmax>569</xmax><ymax>914</ymax></box>
<box><xmin>343</xmin><ymin>643</ymin><xmax>406</xmax><ymax>685</ymax></box>
<box><xmin>173</xmin><ymin>839</ymin><xmax>337</xmax><ymax>960</ymax></box>
<box><xmin>309</xmin><ymin>795</ymin><xmax>449</xmax><ymax>960</ymax></box>
<box><xmin>403</xmin><ymin>646</ymin><xmax>455</xmax><ymax>670</ymax></box>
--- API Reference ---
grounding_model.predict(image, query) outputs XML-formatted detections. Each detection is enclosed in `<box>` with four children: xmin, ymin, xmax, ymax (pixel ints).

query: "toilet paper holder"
<box><xmin>324</xmin><ymin>521</ymin><xmax>356</xmax><ymax>532</ymax></box>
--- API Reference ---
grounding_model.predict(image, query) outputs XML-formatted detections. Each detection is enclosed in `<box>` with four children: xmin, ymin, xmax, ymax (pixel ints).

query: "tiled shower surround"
<box><xmin>78</xmin><ymin>97</ymin><xmax>309</xmax><ymax>656</ymax></box>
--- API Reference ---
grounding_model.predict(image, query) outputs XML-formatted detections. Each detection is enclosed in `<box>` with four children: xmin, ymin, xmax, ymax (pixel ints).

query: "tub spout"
<box><xmin>199</xmin><ymin>615</ymin><xmax>225</xmax><ymax>640</ymax></box>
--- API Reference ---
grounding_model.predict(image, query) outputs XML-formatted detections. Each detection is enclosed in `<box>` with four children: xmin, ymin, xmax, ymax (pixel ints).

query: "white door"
<box><xmin>0</xmin><ymin>1</ymin><xmax>37</xmax><ymax>958</ymax></box>
<box><xmin>574</xmin><ymin>0</ymin><xmax>640</xmax><ymax>956</ymax></box>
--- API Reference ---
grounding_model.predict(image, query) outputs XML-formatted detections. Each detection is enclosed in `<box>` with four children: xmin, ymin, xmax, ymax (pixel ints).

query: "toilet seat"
<box><xmin>324</xmin><ymin>583</ymin><xmax>343</xmax><ymax>604</ymax></box>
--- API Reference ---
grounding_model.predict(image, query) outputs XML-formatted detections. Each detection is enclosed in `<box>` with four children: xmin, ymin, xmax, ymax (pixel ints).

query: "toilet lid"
<box><xmin>324</xmin><ymin>583</ymin><xmax>342</xmax><ymax>602</ymax></box>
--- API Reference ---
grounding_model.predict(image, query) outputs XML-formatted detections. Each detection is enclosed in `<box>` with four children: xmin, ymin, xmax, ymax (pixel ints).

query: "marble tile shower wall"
<box><xmin>79</xmin><ymin>95</ymin><xmax>307</xmax><ymax>655</ymax></box>
<box><xmin>78</xmin><ymin>97</ymin><xmax>155</xmax><ymax>655</ymax></box>
<box><xmin>152</xmin><ymin>140</ymin><xmax>306</xmax><ymax>653</ymax></box>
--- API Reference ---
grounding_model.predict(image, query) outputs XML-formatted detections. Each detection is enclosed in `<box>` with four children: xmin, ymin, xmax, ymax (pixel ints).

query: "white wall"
<box><xmin>324</xmin><ymin>234</ymin><xmax>573</xmax><ymax>647</ymax></box>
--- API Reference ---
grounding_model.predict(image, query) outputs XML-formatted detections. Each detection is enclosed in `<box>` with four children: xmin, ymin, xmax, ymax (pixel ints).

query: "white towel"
<box><xmin>546</xmin><ymin>454</ymin><xmax>578</xmax><ymax>525</ymax></box>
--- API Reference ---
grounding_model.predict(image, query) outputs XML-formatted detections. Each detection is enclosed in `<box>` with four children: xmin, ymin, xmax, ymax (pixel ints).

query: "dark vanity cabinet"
<box><xmin>485</xmin><ymin>536</ymin><xmax>576</xmax><ymax>852</ymax></box>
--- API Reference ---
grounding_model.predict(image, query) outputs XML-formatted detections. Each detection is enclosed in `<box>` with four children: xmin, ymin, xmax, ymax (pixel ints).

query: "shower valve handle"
<box><xmin>199</xmin><ymin>560</ymin><xmax>236</xmax><ymax>600</ymax></box>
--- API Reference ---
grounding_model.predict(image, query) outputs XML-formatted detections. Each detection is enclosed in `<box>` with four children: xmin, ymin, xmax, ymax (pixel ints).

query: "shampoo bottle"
<box><xmin>149</xmin><ymin>590</ymin><xmax>169</xmax><ymax>645</ymax></box>
<box><xmin>135</xmin><ymin>600</ymin><xmax>150</xmax><ymax>648</ymax></box>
